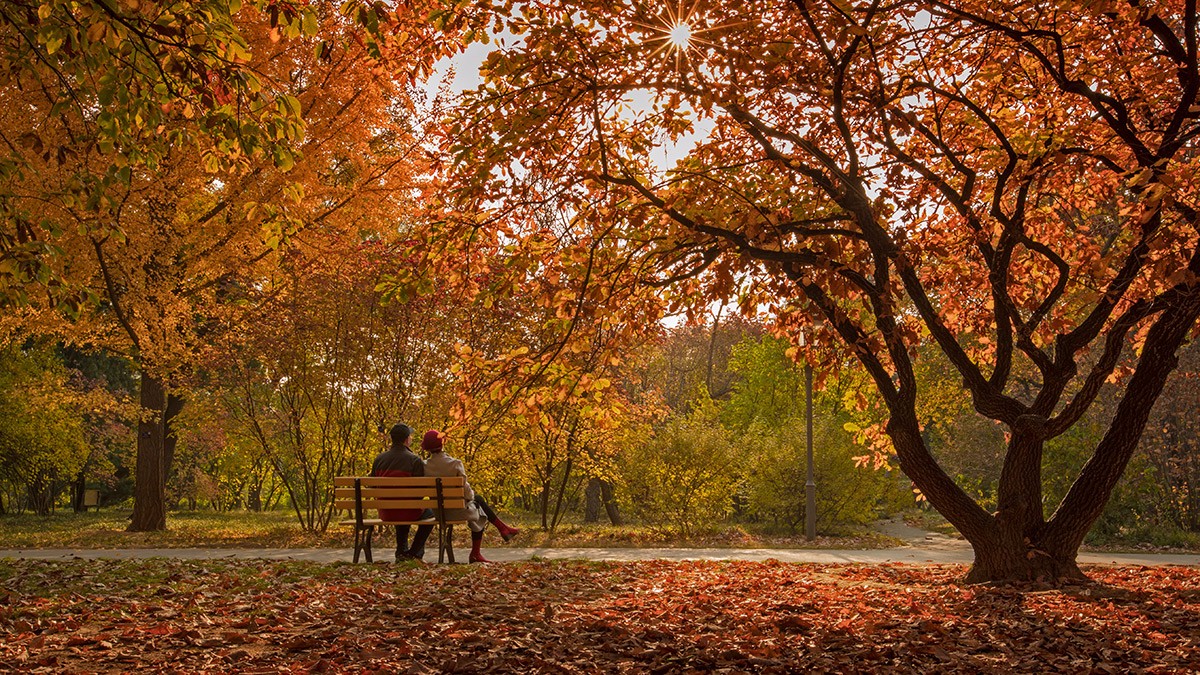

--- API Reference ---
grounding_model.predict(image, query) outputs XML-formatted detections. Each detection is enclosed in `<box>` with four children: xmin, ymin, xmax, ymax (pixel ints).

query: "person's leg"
<box><xmin>473</xmin><ymin>495</ymin><xmax>498</xmax><ymax>521</ymax></box>
<box><xmin>473</xmin><ymin>495</ymin><xmax>520</xmax><ymax>541</ymax></box>
<box><xmin>394</xmin><ymin>525</ymin><xmax>411</xmax><ymax>561</ymax></box>
<box><xmin>409</xmin><ymin>524</ymin><xmax>434</xmax><ymax>560</ymax></box>
<box><xmin>468</xmin><ymin>528</ymin><xmax>491</xmax><ymax>563</ymax></box>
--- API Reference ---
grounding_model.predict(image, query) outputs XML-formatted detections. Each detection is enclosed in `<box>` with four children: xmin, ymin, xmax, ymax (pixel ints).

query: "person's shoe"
<box><xmin>396</xmin><ymin>550</ymin><xmax>426</xmax><ymax>564</ymax></box>
<box><xmin>407</xmin><ymin>548</ymin><xmax>426</xmax><ymax>562</ymax></box>
<box><xmin>490</xmin><ymin>518</ymin><xmax>521</xmax><ymax>542</ymax></box>
<box><xmin>468</xmin><ymin>551</ymin><xmax>492</xmax><ymax>563</ymax></box>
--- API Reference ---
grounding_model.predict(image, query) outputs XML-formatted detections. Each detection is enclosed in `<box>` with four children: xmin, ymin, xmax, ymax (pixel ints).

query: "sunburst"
<box><xmin>668</xmin><ymin>22</ymin><xmax>693</xmax><ymax>50</ymax></box>
<box><xmin>633</xmin><ymin>0</ymin><xmax>723</xmax><ymax>72</ymax></box>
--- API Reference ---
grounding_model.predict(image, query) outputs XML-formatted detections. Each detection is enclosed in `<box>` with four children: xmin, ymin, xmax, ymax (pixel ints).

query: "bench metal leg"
<box><xmin>442</xmin><ymin>525</ymin><xmax>455</xmax><ymax>564</ymax></box>
<box><xmin>353</xmin><ymin>524</ymin><xmax>375</xmax><ymax>564</ymax></box>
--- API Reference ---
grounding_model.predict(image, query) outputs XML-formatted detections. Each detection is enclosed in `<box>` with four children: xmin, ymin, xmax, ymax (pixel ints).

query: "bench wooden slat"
<box><xmin>333</xmin><ymin>487</ymin><xmax>466</xmax><ymax>499</ymax></box>
<box><xmin>334</xmin><ymin>476</ymin><xmax>466</xmax><ymax>487</ymax></box>
<box><xmin>334</xmin><ymin>498</ymin><xmax>467</xmax><ymax>511</ymax></box>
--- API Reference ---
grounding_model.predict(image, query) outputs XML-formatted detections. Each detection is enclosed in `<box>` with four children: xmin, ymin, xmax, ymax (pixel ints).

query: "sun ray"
<box><xmin>634</xmin><ymin>2</ymin><xmax>753</xmax><ymax>73</ymax></box>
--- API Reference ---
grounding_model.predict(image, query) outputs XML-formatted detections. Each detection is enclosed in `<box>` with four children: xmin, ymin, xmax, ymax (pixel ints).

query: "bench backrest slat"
<box><xmin>335</xmin><ymin>498</ymin><xmax>465</xmax><ymax>511</ymax></box>
<box><xmin>334</xmin><ymin>487</ymin><xmax>466</xmax><ymax>500</ymax></box>
<box><xmin>335</xmin><ymin>476</ymin><xmax>468</xmax><ymax>523</ymax></box>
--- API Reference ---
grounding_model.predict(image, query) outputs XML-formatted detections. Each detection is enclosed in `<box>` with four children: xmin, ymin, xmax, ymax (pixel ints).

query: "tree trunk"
<box><xmin>963</xmin><ymin>291</ymin><xmax>1200</xmax><ymax>583</ymax></box>
<box><xmin>887</xmin><ymin>409</ymin><xmax>1087</xmax><ymax>583</ymax></box>
<box><xmin>129</xmin><ymin>371</ymin><xmax>167</xmax><ymax>531</ymax></box>
<box><xmin>549</xmin><ymin>455</ymin><xmax>573</xmax><ymax>532</ymax></box>
<box><xmin>584</xmin><ymin>478</ymin><xmax>602</xmax><ymax>523</ymax></box>
<box><xmin>247</xmin><ymin>482</ymin><xmax>263</xmax><ymax>512</ymax></box>
<box><xmin>72</xmin><ymin>469</ymin><xmax>87</xmax><ymax>513</ymax></box>
<box><xmin>964</xmin><ymin>537</ymin><xmax>1085</xmax><ymax>584</ymax></box>
<box><xmin>28</xmin><ymin>471</ymin><xmax>53</xmax><ymax>516</ymax></box>
<box><xmin>601</xmin><ymin>480</ymin><xmax>622</xmax><ymax>525</ymax></box>
<box><xmin>163</xmin><ymin>391</ymin><xmax>185</xmax><ymax>481</ymax></box>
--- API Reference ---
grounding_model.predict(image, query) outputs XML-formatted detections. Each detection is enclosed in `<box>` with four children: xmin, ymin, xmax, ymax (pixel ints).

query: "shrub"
<box><xmin>740</xmin><ymin>416</ymin><xmax>895</xmax><ymax>534</ymax></box>
<box><xmin>620</xmin><ymin>403</ymin><xmax>739</xmax><ymax>536</ymax></box>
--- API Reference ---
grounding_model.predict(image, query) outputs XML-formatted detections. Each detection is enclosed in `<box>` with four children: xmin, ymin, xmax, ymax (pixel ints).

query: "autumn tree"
<box><xmin>637</xmin><ymin>315</ymin><xmax>761</xmax><ymax>412</ymax></box>
<box><xmin>0</xmin><ymin>0</ymin><xmax>320</xmax><ymax>529</ymax></box>
<box><xmin>369</xmin><ymin>183</ymin><xmax>666</xmax><ymax>520</ymax></box>
<box><xmin>2</xmin><ymin>1</ymin><xmax>461</xmax><ymax>529</ymax></box>
<box><xmin>218</xmin><ymin>230</ymin><xmax>469</xmax><ymax>531</ymax></box>
<box><xmin>443</xmin><ymin>1</ymin><xmax>1200</xmax><ymax>581</ymax></box>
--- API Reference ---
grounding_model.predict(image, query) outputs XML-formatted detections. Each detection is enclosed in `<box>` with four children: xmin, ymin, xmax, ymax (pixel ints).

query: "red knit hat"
<box><xmin>421</xmin><ymin>429</ymin><xmax>445</xmax><ymax>452</ymax></box>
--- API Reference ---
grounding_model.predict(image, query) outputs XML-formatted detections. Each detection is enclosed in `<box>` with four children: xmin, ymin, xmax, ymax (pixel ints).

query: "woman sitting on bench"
<box><xmin>420</xmin><ymin>428</ymin><xmax>520</xmax><ymax>563</ymax></box>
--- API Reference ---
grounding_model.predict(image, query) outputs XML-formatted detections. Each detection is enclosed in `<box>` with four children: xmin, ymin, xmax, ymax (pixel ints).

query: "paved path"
<box><xmin>2</xmin><ymin>546</ymin><xmax>1197</xmax><ymax>566</ymax></box>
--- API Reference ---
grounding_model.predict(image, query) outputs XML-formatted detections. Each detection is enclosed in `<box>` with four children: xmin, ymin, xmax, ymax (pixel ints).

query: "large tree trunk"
<box><xmin>129</xmin><ymin>371</ymin><xmax>167</xmax><ymax>531</ymax></box>
<box><xmin>943</xmin><ymin>291</ymin><xmax>1200</xmax><ymax>583</ymax></box>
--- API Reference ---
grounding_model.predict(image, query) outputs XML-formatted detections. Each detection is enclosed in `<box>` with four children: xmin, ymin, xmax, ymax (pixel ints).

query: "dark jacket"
<box><xmin>370</xmin><ymin>445</ymin><xmax>425</xmax><ymax>521</ymax></box>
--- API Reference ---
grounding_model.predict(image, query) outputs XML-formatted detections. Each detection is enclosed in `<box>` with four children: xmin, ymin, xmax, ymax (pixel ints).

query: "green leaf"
<box><xmin>273</xmin><ymin>147</ymin><xmax>294</xmax><ymax>172</ymax></box>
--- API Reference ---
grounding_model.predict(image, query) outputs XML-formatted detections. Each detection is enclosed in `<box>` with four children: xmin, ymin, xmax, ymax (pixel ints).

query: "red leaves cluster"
<box><xmin>1</xmin><ymin>559</ymin><xmax>1197</xmax><ymax>672</ymax></box>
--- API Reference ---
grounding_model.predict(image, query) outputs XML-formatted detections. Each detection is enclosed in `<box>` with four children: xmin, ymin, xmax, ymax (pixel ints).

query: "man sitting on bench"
<box><xmin>371</xmin><ymin>423</ymin><xmax>434</xmax><ymax>562</ymax></box>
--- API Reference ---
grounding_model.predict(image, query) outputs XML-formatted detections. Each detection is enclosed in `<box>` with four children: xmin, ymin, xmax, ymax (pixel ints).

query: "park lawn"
<box><xmin>0</xmin><ymin>509</ymin><xmax>902</xmax><ymax>550</ymax></box>
<box><xmin>508</xmin><ymin>521</ymin><xmax>902</xmax><ymax>550</ymax></box>
<box><xmin>0</xmin><ymin>558</ymin><xmax>1196</xmax><ymax>672</ymax></box>
<box><xmin>0</xmin><ymin>510</ymin><xmax>341</xmax><ymax>549</ymax></box>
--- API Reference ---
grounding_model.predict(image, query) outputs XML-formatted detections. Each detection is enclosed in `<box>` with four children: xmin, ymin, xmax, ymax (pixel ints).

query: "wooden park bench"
<box><xmin>334</xmin><ymin>476</ymin><xmax>468</xmax><ymax>564</ymax></box>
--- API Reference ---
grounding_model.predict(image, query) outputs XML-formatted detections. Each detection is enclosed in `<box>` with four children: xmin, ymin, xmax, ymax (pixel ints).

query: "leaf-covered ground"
<box><xmin>1</xmin><ymin>559</ymin><xmax>1197</xmax><ymax>673</ymax></box>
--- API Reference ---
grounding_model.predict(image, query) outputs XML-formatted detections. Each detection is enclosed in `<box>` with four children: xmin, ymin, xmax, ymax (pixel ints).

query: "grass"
<box><xmin>0</xmin><ymin>508</ymin><xmax>903</xmax><ymax>550</ymax></box>
<box><xmin>511</xmin><ymin>520</ymin><xmax>903</xmax><ymax>550</ymax></box>
<box><xmin>0</xmin><ymin>509</ymin><xmax>342</xmax><ymax>549</ymax></box>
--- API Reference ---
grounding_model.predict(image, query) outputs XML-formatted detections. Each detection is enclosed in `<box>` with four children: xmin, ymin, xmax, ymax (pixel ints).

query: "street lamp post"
<box><xmin>801</xmin><ymin>332</ymin><xmax>816</xmax><ymax>540</ymax></box>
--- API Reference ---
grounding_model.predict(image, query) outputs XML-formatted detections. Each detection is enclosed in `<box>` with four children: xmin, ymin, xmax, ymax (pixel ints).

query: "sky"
<box><xmin>425</xmin><ymin>33</ymin><xmax>715</xmax><ymax>174</ymax></box>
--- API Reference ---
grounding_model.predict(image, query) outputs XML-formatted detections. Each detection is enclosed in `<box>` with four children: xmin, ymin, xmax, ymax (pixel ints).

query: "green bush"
<box><xmin>0</xmin><ymin>344</ymin><xmax>90</xmax><ymax>515</ymax></box>
<box><xmin>740</xmin><ymin>416</ymin><xmax>896</xmax><ymax>535</ymax></box>
<box><xmin>1043</xmin><ymin>413</ymin><xmax>1166</xmax><ymax>543</ymax></box>
<box><xmin>620</xmin><ymin>402</ymin><xmax>739</xmax><ymax>536</ymax></box>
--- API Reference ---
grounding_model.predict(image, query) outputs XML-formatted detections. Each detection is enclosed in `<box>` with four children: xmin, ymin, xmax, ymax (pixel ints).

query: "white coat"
<box><xmin>424</xmin><ymin>451</ymin><xmax>487</xmax><ymax>532</ymax></box>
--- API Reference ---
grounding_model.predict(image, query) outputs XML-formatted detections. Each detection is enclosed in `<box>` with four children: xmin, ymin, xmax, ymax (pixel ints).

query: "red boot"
<box><xmin>468</xmin><ymin>531</ymin><xmax>492</xmax><ymax>563</ymax></box>
<box><xmin>490</xmin><ymin>517</ymin><xmax>521</xmax><ymax>542</ymax></box>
